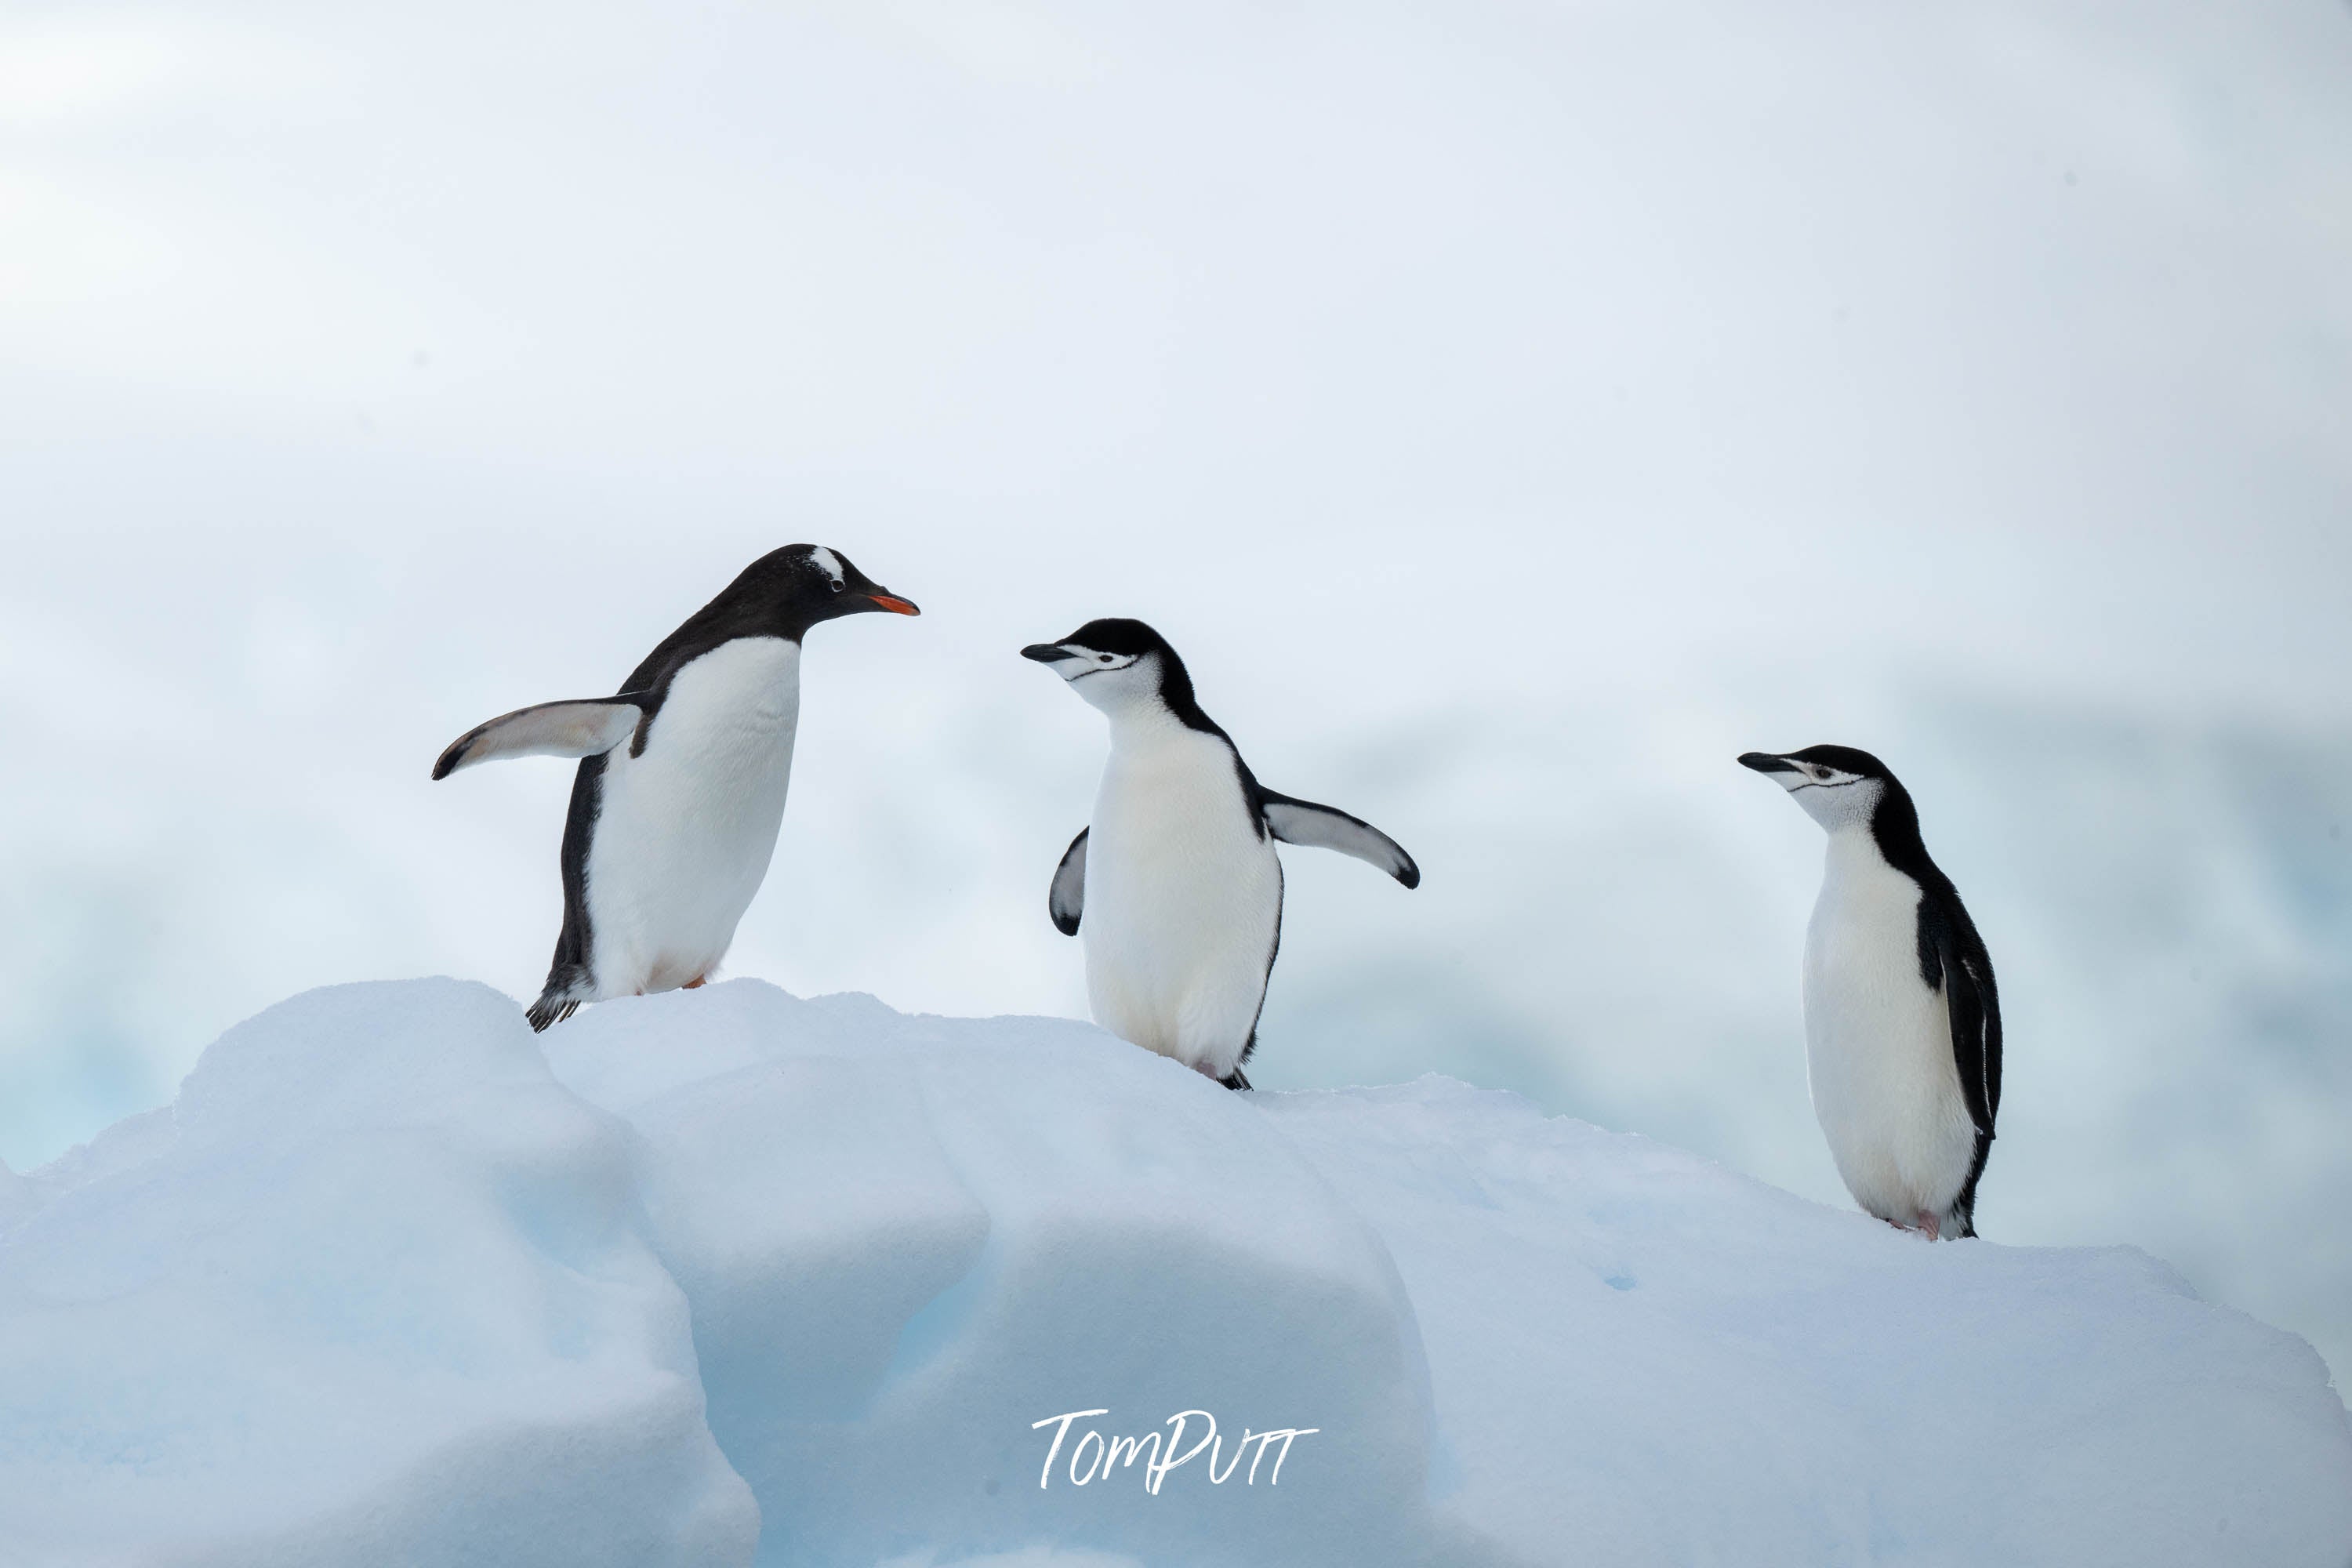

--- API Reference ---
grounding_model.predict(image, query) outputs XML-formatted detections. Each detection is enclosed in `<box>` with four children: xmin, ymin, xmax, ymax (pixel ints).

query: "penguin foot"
<box><xmin>682</xmin><ymin>975</ymin><xmax>708</xmax><ymax>990</ymax></box>
<box><xmin>1915</xmin><ymin>1211</ymin><xmax>1942</xmax><ymax>1241</ymax></box>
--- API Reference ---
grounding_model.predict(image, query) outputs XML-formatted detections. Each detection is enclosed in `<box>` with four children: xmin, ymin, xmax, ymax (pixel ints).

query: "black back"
<box><xmin>1784</xmin><ymin>745</ymin><xmax>2004</xmax><ymax>1233</ymax></box>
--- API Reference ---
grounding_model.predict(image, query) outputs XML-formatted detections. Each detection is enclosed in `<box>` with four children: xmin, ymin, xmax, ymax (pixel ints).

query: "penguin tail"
<box><xmin>1944</xmin><ymin>1127</ymin><xmax>1991</xmax><ymax>1240</ymax></box>
<box><xmin>1936</xmin><ymin>1185</ymin><xmax>1980</xmax><ymax>1240</ymax></box>
<box><xmin>1217</xmin><ymin>1025</ymin><xmax>1258</xmax><ymax>1091</ymax></box>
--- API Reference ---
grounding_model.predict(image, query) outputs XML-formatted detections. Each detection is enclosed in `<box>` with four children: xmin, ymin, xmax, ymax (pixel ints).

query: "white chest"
<box><xmin>585</xmin><ymin>637</ymin><xmax>801</xmax><ymax>992</ymax></box>
<box><xmin>1800</xmin><ymin>829</ymin><xmax>1973</xmax><ymax>1220</ymax></box>
<box><xmin>1081</xmin><ymin>721</ymin><xmax>1283</xmax><ymax>1070</ymax></box>
<box><xmin>1804</xmin><ymin>833</ymin><xmax>1928</xmax><ymax>1020</ymax></box>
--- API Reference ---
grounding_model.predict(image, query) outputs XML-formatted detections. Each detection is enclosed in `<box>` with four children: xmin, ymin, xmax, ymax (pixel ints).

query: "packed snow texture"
<box><xmin>2</xmin><ymin>980</ymin><xmax>2347</xmax><ymax>1566</ymax></box>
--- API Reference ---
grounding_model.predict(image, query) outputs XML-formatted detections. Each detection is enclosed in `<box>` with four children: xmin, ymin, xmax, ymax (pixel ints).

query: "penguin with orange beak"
<box><xmin>434</xmin><ymin>545</ymin><xmax>919</xmax><ymax>1029</ymax></box>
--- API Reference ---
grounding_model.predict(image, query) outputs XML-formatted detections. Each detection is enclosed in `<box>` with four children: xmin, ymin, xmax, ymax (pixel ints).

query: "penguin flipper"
<box><xmin>433</xmin><ymin>698</ymin><xmax>647</xmax><ymax>779</ymax></box>
<box><xmin>1258</xmin><ymin>790</ymin><xmax>1420</xmax><ymax>888</ymax></box>
<box><xmin>1923</xmin><ymin>897</ymin><xmax>2001</xmax><ymax>1239</ymax></box>
<box><xmin>1926</xmin><ymin>908</ymin><xmax>2000</xmax><ymax>1141</ymax></box>
<box><xmin>1048</xmin><ymin>827</ymin><xmax>1088</xmax><ymax>935</ymax></box>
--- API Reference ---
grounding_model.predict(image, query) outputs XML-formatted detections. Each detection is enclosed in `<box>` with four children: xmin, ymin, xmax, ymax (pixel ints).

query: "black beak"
<box><xmin>1021</xmin><ymin>644</ymin><xmax>1072</xmax><ymax>663</ymax></box>
<box><xmin>1738</xmin><ymin>752</ymin><xmax>1797</xmax><ymax>775</ymax></box>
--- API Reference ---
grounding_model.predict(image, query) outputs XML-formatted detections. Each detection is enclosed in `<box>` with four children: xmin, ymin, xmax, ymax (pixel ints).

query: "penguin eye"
<box><xmin>829</xmin><ymin>579</ymin><xmax>845</xmax><ymax>593</ymax></box>
<box><xmin>1098</xmin><ymin>654</ymin><xmax>1113</xmax><ymax>664</ymax></box>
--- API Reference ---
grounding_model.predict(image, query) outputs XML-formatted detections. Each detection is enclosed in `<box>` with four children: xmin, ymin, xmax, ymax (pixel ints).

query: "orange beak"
<box><xmin>866</xmin><ymin>593</ymin><xmax>920</xmax><ymax>616</ymax></box>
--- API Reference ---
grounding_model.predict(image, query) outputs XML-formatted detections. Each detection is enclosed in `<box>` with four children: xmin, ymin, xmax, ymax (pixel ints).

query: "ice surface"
<box><xmin>0</xmin><ymin>981</ymin><xmax>757</xmax><ymax>1567</ymax></box>
<box><xmin>1264</xmin><ymin>1081</ymin><xmax>2352</xmax><ymax>1566</ymax></box>
<box><xmin>543</xmin><ymin>984</ymin><xmax>1467</xmax><ymax>1568</ymax></box>
<box><xmin>0</xmin><ymin>1157</ymin><xmax>27</xmax><ymax>1228</ymax></box>
<box><xmin>3</xmin><ymin>979</ymin><xmax>2347</xmax><ymax>1566</ymax></box>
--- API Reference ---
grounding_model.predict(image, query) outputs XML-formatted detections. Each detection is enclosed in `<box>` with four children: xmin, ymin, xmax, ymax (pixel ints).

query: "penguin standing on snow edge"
<box><xmin>1740</xmin><ymin>746</ymin><xmax>2001</xmax><ymax>1239</ymax></box>
<box><xmin>433</xmin><ymin>546</ymin><xmax>919</xmax><ymax>1030</ymax></box>
<box><xmin>1024</xmin><ymin>619</ymin><xmax>1419</xmax><ymax>1091</ymax></box>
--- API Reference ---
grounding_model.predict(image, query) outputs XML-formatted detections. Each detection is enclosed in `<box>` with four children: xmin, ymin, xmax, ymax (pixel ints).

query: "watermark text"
<box><xmin>1029</xmin><ymin>1409</ymin><xmax>1318</xmax><ymax>1494</ymax></box>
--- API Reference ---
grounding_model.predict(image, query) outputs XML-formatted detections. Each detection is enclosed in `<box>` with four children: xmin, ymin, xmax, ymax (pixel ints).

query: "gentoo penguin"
<box><xmin>434</xmin><ymin>546</ymin><xmax>918</xmax><ymax>1030</ymax></box>
<box><xmin>1023</xmin><ymin>619</ymin><xmax>1418</xmax><ymax>1090</ymax></box>
<box><xmin>1740</xmin><ymin>745</ymin><xmax>2001</xmax><ymax>1239</ymax></box>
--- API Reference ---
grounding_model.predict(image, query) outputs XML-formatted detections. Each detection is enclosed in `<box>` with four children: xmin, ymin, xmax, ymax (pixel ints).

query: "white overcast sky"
<box><xmin>3</xmin><ymin>0</ymin><xmax>2350</xmax><ymax>1381</ymax></box>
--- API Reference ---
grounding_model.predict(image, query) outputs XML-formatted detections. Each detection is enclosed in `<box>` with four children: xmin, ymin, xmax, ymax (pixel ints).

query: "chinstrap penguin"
<box><xmin>1740</xmin><ymin>745</ymin><xmax>2001</xmax><ymax>1239</ymax></box>
<box><xmin>1024</xmin><ymin>619</ymin><xmax>1418</xmax><ymax>1090</ymax></box>
<box><xmin>434</xmin><ymin>545</ymin><xmax>919</xmax><ymax>1030</ymax></box>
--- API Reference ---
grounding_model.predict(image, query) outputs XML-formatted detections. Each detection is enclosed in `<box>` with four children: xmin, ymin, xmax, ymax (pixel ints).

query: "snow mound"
<box><xmin>2</xmin><ymin>979</ymin><xmax>2347</xmax><ymax>1567</ymax></box>
<box><xmin>0</xmin><ymin>980</ymin><xmax>755</xmax><ymax>1566</ymax></box>
<box><xmin>545</xmin><ymin>985</ymin><xmax>1464</xmax><ymax>1567</ymax></box>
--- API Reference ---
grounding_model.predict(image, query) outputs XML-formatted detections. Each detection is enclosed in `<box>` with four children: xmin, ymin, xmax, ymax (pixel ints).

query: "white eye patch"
<box><xmin>1058</xmin><ymin>646</ymin><xmax>1140</xmax><ymax>678</ymax></box>
<box><xmin>807</xmin><ymin>546</ymin><xmax>845</xmax><ymax>587</ymax></box>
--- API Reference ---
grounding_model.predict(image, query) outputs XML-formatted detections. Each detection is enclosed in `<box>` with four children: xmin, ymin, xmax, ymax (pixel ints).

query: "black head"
<box><xmin>1739</xmin><ymin>742</ymin><xmax>1930</xmax><ymax>857</ymax></box>
<box><xmin>1737</xmin><ymin>744</ymin><xmax>1894</xmax><ymax>788</ymax></box>
<box><xmin>1737</xmin><ymin>742</ymin><xmax>1958</xmax><ymax>891</ymax></box>
<box><xmin>620</xmin><ymin>545</ymin><xmax>917</xmax><ymax>692</ymax></box>
<box><xmin>1021</xmin><ymin>617</ymin><xmax>1174</xmax><ymax>669</ymax></box>
<box><xmin>1021</xmin><ymin>617</ymin><xmax>1218</xmax><ymax>731</ymax></box>
<box><xmin>706</xmin><ymin>544</ymin><xmax>920</xmax><ymax>641</ymax></box>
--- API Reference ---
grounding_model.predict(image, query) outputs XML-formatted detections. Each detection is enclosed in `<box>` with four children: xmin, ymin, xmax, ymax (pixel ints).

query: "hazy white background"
<box><xmin>3</xmin><ymin>0</ymin><xmax>2348</xmax><ymax>1383</ymax></box>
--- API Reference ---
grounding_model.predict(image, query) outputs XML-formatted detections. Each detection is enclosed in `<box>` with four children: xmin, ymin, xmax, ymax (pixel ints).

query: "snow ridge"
<box><xmin>1</xmin><ymin>978</ymin><xmax>2346</xmax><ymax>1567</ymax></box>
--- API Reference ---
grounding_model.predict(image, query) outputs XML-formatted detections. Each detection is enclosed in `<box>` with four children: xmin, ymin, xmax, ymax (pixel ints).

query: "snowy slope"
<box><xmin>0</xmin><ymin>982</ymin><xmax>755</xmax><ymax>1566</ymax></box>
<box><xmin>2</xmin><ymin>980</ymin><xmax>2347</xmax><ymax>1567</ymax></box>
